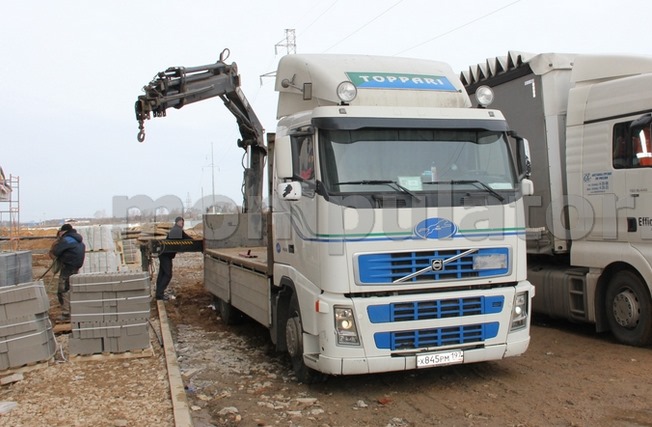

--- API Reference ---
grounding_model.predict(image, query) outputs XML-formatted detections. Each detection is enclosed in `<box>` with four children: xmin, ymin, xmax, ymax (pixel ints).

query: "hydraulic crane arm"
<box><xmin>135</xmin><ymin>48</ymin><xmax>264</xmax><ymax>149</ymax></box>
<box><xmin>134</xmin><ymin>49</ymin><xmax>266</xmax><ymax>213</ymax></box>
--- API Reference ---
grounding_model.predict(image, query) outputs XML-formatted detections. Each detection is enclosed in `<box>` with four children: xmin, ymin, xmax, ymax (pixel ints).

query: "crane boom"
<box><xmin>134</xmin><ymin>49</ymin><xmax>266</xmax><ymax>213</ymax></box>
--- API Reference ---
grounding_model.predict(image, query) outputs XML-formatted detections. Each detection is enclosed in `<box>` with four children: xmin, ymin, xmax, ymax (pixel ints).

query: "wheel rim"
<box><xmin>612</xmin><ymin>289</ymin><xmax>640</xmax><ymax>328</ymax></box>
<box><xmin>286</xmin><ymin>317</ymin><xmax>301</xmax><ymax>357</ymax></box>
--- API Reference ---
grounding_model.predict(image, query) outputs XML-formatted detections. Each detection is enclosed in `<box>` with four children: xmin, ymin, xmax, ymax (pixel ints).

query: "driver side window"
<box><xmin>292</xmin><ymin>135</ymin><xmax>315</xmax><ymax>197</ymax></box>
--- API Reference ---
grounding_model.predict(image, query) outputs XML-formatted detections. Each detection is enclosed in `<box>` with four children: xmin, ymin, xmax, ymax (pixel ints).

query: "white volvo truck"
<box><xmin>136</xmin><ymin>51</ymin><xmax>535</xmax><ymax>382</ymax></box>
<box><xmin>463</xmin><ymin>51</ymin><xmax>652</xmax><ymax>347</ymax></box>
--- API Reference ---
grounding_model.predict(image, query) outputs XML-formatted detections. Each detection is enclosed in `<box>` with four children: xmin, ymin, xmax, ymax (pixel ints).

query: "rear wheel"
<box><xmin>605</xmin><ymin>270</ymin><xmax>652</xmax><ymax>346</ymax></box>
<box><xmin>285</xmin><ymin>294</ymin><xmax>327</xmax><ymax>383</ymax></box>
<box><xmin>216</xmin><ymin>297</ymin><xmax>243</xmax><ymax>325</ymax></box>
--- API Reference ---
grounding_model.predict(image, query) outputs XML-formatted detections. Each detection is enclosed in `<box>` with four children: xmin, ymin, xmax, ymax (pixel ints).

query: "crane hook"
<box><xmin>137</xmin><ymin>120</ymin><xmax>146</xmax><ymax>142</ymax></box>
<box><xmin>219</xmin><ymin>48</ymin><xmax>231</xmax><ymax>63</ymax></box>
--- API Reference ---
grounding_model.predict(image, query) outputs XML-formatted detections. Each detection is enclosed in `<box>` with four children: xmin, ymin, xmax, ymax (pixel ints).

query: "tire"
<box><xmin>605</xmin><ymin>270</ymin><xmax>652</xmax><ymax>346</ymax></box>
<box><xmin>285</xmin><ymin>294</ymin><xmax>327</xmax><ymax>383</ymax></box>
<box><xmin>216</xmin><ymin>297</ymin><xmax>243</xmax><ymax>326</ymax></box>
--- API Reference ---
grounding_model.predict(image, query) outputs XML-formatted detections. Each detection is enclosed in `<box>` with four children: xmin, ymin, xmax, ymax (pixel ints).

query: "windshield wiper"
<box><xmin>452</xmin><ymin>180</ymin><xmax>504</xmax><ymax>201</ymax></box>
<box><xmin>422</xmin><ymin>179</ymin><xmax>505</xmax><ymax>201</ymax></box>
<box><xmin>334</xmin><ymin>180</ymin><xmax>419</xmax><ymax>199</ymax></box>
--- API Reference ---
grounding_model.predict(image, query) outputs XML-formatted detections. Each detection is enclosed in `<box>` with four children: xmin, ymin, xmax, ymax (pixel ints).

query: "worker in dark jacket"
<box><xmin>155</xmin><ymin>217</ymin><xmax>191</xmax><ymax>301</ymax></box>
<box><xmin>50</xmin><ymin>223</ymin><xmax>85</xmax><ymax>320</ymax></box>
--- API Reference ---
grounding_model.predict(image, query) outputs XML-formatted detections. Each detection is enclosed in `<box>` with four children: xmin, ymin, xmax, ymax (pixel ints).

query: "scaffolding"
<box><xmin>0</xmin><ymin>174</ymin><xmax>20</xmax><ymax>251</ymax></box>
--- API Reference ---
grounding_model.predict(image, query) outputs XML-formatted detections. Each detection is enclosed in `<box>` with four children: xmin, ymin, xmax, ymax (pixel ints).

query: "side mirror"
<box><xmin>275</xmin><ymin>135</ymin><xmax>293</xmax><ymax>179</ymax></box>
<box><xmin>521</xmin><ymin>178</ymin><xmax>534</xmax><ymax>196</ymax></box>
<box><xmin>277</xmin><ymin>182</ymin><xmax>302</xmax><ymax>201</ymax></box>
<box><xmin>516</xmin><ymin>137</ymin><xmax>532</xmax><ymax>179</ymax></box>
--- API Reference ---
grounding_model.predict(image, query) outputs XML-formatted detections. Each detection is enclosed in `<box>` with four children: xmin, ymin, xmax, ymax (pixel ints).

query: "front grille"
<box><xmin>357</xmin><ymin>247</ymin><xmax>509</xmax><ymax>284</ymax></box>
<box><xmin>374</xmin><ymin>322</ymin><xmax>500</xmax><ymax>350</ymax></box>
<box><xmin>367</xmin><ymin>295</ymin><xmax>504</xmax><ymax>323</ymax></box>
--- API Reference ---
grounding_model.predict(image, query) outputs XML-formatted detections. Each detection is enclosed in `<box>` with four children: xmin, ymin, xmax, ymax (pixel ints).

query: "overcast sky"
<box><xmin>2</xmin><ymin>0</ymin><xmax>651</xmax><ymax>223</ymax></box>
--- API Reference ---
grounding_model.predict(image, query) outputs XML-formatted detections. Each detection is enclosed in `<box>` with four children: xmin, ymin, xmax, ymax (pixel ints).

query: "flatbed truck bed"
<box><xmin>204</xmin><ymin>247</ymin><xmax>269</xmax><ymax>274</ymax></box>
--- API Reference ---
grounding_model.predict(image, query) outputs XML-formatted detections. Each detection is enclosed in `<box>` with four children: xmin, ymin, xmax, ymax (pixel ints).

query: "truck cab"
<box><xmin>269</xmin><ymin>54</ymin><xmax>534</xmax><ymax>380</ymax></box>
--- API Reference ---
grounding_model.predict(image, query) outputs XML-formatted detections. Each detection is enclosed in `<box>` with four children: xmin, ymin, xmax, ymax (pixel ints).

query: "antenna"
<box><xmin>275</xmin><ymin>29</ymin><xmax>296</xmax><ymax>55</ymax></box>
<box><xmin>261</xmin><ymin>29</ymin><xmax>297</xmax><ymax>85</ymax></box>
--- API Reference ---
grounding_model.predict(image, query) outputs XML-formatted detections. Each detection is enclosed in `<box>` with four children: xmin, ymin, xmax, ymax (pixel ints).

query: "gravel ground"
<box><xmin>2</xmin><ymin>250</ymin><xmax>652</xmax><ymax>427</ymax></box>
<box><xmin>0</xmin><ymin>321</ymin><xmax>174</xmax><ymax>427</ymax></box>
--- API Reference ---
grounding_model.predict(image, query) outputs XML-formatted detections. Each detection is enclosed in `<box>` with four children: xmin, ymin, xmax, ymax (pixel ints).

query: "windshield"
<box><xmin>319</xmin><ymin>128</ymin><xmax>517</xmax><ymax>195</ymax></box>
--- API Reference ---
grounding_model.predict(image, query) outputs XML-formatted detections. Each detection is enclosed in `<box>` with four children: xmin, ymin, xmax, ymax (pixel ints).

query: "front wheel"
<box><xmin>605</xmin><ymin>270</ymin><xmax>652</xmax><ymax>346</ymax></box>
<box><xmin>285</xmin><ymin>295</ymin><xmax>327</xmax><ymax>383</ymax></box>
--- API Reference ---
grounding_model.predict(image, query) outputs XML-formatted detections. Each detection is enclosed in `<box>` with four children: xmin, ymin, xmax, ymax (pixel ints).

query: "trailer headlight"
<box><xmin>336</xmin><ymin>81</ymin><xmax>357</xmax><ymax>103</ymax></box>
<box><xmin>510</xmin><ymin>291</ymin><xmax>528</xmax><ymax>331</ymax></box>
<box><xmin>475</xmin><ymin>85</ymin><xmax>494</xmax><ymax>107</ymax></box>
<box><xmin>335</xmin><ymin>306</ymin><xmax>360</xmax><ymax>345</ymax></box>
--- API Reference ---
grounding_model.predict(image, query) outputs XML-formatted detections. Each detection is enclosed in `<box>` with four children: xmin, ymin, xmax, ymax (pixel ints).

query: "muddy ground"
<box><xmin>168</xmin><ymin>254</ymin><xmax>652</xmax><ymax>427</ymax></box>
<box><xmin>1</xmin><ymin>237</ymin><xmax>652</xmax><ymax>427</ymax></box>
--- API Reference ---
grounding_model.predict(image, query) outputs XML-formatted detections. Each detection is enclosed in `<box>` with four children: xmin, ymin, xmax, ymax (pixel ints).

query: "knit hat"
<box><xmin>60</xmin><ymin>223</ymin><xmax>73</xmax><ymax>232</ymax></box>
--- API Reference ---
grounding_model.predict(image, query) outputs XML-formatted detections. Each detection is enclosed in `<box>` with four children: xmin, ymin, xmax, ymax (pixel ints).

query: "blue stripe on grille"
<box><xmin>374</xmin><ymin>322</ymin><xmax>500</xmax><ymax>350</ymax></box>
<box><xmin>367</xmin><ymin>295</ymin><xmax>504</xmax><ymax>323</ymax></box>
<box><xmin>358</xmin><ymin>247</ymin><xmax>508</xmax><ymax>284</ymax></box>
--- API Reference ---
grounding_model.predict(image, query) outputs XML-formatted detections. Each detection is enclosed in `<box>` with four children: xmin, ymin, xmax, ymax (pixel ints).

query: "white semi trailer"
<box><xmin>463</xmin><ymin>51</ymin><xmax>652</xmax><ymax>346</ymax></box>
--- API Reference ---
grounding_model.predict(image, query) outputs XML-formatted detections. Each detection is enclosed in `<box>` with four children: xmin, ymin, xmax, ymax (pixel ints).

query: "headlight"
<box><xmin>510</xmin><ymin>291</ymin><xmax>528</xmax><ymax>331</ymax></box>
<box><xmin>473</xmin><ymin>253</ymin><xmax>507</xmax><ymax>270</ymax></box>
<box><xmin>335</xmin><ymin>306</ymin><xmax>360</xmax><ymax>345</ymax></box>
<box><xmin>336</xmin><ymin>81</ymin><xmax>357</xmax><ymax>103</ymax></box>
<box><xmin>475</xmin><ymin>85</ymin><xmax>494</xmax><ymax>107</ymax></box>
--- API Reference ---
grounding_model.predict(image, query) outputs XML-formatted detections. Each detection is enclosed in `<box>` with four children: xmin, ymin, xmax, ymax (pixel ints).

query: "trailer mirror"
<box><xmin>516</xmin><ymin>137</ymin><xmax>532</xmax><ymax>179</ymax></box>
<box><xmin>275</xmin><ymin>135</ymin><xmax>293</xmax><ymax>179</ymax></box>
<box><xmin>521</xmin><ymin>178</ymin><xmax>534</xmax><ymax>196</ymax></box>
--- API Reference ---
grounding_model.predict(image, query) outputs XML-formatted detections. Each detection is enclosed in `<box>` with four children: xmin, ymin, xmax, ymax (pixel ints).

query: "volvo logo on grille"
<box><xmin>431</xmin><ymin>259</ymin><xmax>444</xmax><ymax>271</ymax></box>
<box><xmin>414</xmin><ymin>218</ymin><xmax>457</xmax><ymax>240</ymax></box>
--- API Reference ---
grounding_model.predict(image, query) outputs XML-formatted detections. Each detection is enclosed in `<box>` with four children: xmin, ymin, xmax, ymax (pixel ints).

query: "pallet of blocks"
<box><xmin>0</xmin><ymin>251</ymin><xmax>33</xmax><ymax>287</ymax></box>
<box><xmin>68</xmin><ymin>271</ymin><xmax>152</xmax><ymax>356</ymax></box>
<box><xmin>77</xmin><ymin>225</ymin><xmax>121</xmax><ymax>274</ymax></box>
<box><xmin>0</xmin><ymin>280</ymin><xmax>57</xmax><ymax>371</ymax></box>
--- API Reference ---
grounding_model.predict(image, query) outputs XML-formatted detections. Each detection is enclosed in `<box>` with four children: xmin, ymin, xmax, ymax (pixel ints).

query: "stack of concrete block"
<box><xmin>77</xmin><ymin>225</ymin><xmax>120</xmax><ymax>274</ymax></box>
<box><xmin>68</xmin><ymin>271</ymin><xmax>151</xmax><ymax>355</ymax></box>
<box><xmin>0</xmin><ymin>280</ymin><xmax>56</xmax><ymax>370</ymax></box>
<box><xmin>0</xmin><ymin>251</ymin><xmax>33</xmax><ymax>287</ymax></box>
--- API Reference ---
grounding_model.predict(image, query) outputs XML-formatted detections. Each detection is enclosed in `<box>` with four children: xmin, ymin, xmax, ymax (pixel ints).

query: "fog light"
<box><xmin>510</xmin><ymin>291</ymin><xmax>528</xmax><ymax>331</ymax></box>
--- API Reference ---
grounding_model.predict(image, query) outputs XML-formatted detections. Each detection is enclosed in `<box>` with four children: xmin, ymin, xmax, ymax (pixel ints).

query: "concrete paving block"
<box><xmin>0</xmin><ymin>281</ymin><xmax>50</xmax><ymax>322</ymax></box>
<box><xmin>0</xmin><ymin>251</ymin><xmax>32</xmax><ymax>287</ymax></box>
<box><xmin>68</xmin><ymin>336</ymin><xmax>103</xmax><ymax>356</ymax></box>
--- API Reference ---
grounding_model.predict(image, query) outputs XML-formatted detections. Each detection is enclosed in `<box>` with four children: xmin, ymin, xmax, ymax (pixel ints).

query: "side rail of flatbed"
<box><xmin>204</xmin><ymin>247</ymin><xmax>271</xmax><ymax>326</ymax></box>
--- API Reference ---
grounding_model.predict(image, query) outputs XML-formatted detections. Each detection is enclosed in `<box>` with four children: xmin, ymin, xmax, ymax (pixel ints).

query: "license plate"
<box><xmin>416</xmin><ymin>350</ymin><xmax>464</xmax><ymax>368</ymax></box>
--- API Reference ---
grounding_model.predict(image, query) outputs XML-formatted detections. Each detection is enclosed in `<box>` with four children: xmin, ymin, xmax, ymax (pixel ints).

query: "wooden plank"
<box><xmin>53</xmin><ymin>323</ymin><xmax>71</xmax><ymax>334</ymax></box>
<box><xmin>157</xmin><ymin>300</ymin><xmax>194</xmax><ymax>427</ymax></box>
<box><xmin>0</xmin><ymin>359</ymin><xmax>51</xmax><ymax>376</ymax></box>
<box><xmin>69</xmin><ymin>346</ymin><xmax>153</xmax><ymax>362</ymax></box>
